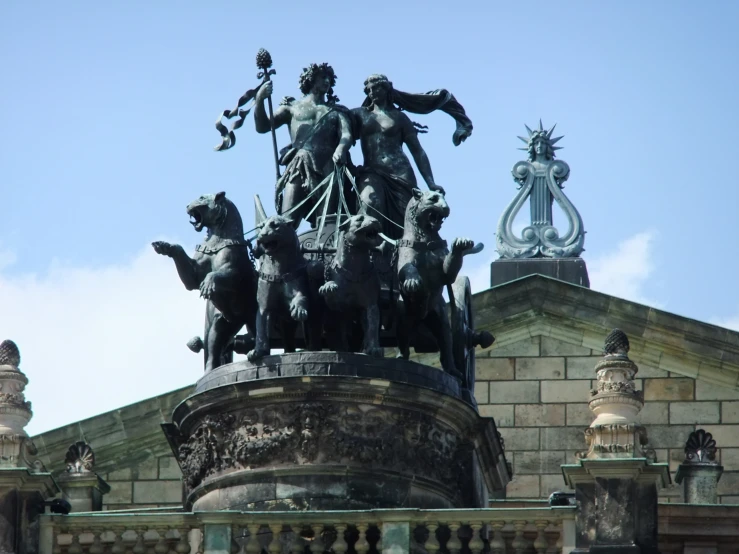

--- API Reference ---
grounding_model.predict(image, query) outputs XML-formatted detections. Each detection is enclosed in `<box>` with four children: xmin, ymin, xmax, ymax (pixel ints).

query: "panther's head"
<box><xmin>186</xmin><ymin>192</ymin><xmax>228</xmax><ymax>233</ymax></box>
<box><xmin>339</xmin><ymin>214</ymin><xmax>382</xmax><ymax>251</ymax></box>
<box><xmin>256</xmin><ymin>215</ymin><xmax>298</xmax><ymax>256</ymax></box>
<box><xmin>406</xmin><ymin>189</ymin><xmax>450</xmax><ymax>234</ymax></box>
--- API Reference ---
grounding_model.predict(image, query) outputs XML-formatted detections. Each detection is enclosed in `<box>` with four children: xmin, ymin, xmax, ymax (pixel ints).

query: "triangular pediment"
<box><xmin>472</xmin><ymin>274</ymin><xmax>739</xmax><ymax>390</ymax></box>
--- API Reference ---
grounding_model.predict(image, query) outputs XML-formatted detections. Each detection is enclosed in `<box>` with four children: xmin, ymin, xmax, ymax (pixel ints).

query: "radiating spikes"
<box><xmin>517</xmin><ymin>147</ymin><xmax>528</xmax><ymax>151</ymax></box>
<box><xmin>550</xmin><ymin>135</ymin><xmax>564</xmax><ymax>145</ymax></box>
<box><xmin>524</xmin><ymin>124</ymin><xmax>533</xmax><ymax>136</ymax></box>
<box><xmin>552</xmin><ymin>146</ymin><xmax>563</xmax><ymax>151</ymax></box>
<box><xmin>547</xmin><ymin>123</ymin><xmax>557</xmax><ymax>138</ymax></box>
<box><xmin>538</xmin><ymin>118</ymin><xmax>544</xmax><ymax>131</ymax></box>
<box><xmin>517</xmin><ymin>136</ymin><xmax>529</xmax><ymax>144</ymax></box>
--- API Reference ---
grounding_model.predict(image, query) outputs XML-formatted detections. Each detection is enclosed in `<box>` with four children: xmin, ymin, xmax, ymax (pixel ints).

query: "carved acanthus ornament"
<box><xmin>496</xmin><ymin>121</ymin><xmax>585</xmax><ymax>259</ymax></box>
<box><xmin>683</xmin><ymin>429</ymin><xmax>718</xmax><ymax>465</ymax></box>
<box><xmin>577</xmin><ymin>330</ymin><xmax>655</xmax><ymax>461</ymax></box>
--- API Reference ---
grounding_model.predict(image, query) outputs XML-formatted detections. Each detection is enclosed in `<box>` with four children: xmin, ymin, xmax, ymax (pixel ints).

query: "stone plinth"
<box><xmin>56</xmin><ymin>473</ymin><xmax>110</xmax><ymax>513</ymax></box>
<box><xmin>163</xmin><ymin>352</ymin><xmax>510</xmax><ymax>511</ymax></box>
<box><xmin>490</xmin><ymin>257</ymin><xmax>590</xmax><ymax>288</ymax></box>
<box><xmin>562</xmin><ymin>459</ymin><xmax>670</xmax><ymax>554</ymax></box>
<box><xmin>675</xmin><ymin>429</ymin><xmax>723</xmax><ymax>505</ymax></box>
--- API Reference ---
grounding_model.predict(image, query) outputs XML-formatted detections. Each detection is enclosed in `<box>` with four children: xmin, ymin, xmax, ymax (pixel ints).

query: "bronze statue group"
<box><xmin>154</xmin><ymin>54</ymin><xmax>493</xmax><ymax>398</ymax></box>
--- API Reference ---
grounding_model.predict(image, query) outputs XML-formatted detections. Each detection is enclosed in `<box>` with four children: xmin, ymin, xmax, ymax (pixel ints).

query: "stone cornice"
<box><xmin>474</xmin><ymin>275</ymin><xmax>739</xmax><ymax>389</ymax></box>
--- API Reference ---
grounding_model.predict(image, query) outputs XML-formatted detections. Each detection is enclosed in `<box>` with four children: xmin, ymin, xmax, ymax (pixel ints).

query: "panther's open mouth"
<box><xmin>188</xmin><ymin>210</ymin><xmax>204</xmax><ymax>232</ymax></box>
<box><xmin>427</xmin><ymin>210</ymin><xmax>446</xmax><ymax>231</ymax></box>
<box><xmin>258</xmin><ymin>236</ymin><xmax>279</xmax><ymax>252</ymax></box>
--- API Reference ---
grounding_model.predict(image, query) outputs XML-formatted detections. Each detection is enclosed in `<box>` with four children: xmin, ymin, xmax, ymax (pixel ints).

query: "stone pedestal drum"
<box><xmin>163</xmin><ymin>352</ymin><xmax>509</xmax><ymax>511</ymax></box>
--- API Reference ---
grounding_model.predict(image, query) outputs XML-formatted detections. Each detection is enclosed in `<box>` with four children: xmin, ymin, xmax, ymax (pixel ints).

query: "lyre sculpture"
<box><xmin>496</xmin><ymin>121</ymin><xmax>585</xmax><ymax>259</ymax></box>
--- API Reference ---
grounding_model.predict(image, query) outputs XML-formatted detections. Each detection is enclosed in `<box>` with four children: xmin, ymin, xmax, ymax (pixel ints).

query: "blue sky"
<box><xmin>2</xmin><ymin>2</ymin><xmax>739</xmax><ymax>434</ymax></box>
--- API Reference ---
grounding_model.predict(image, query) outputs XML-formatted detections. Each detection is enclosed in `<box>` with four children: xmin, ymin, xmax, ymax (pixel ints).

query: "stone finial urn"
<box><xmin>0</xmin><ymin>339</ymin><xmax>37</xmax><ymax>467</ymax></box>
<box><xmin>578</xmin><ymin>329</ymin><xmax>655</xmax><ymax>460</ymax></box>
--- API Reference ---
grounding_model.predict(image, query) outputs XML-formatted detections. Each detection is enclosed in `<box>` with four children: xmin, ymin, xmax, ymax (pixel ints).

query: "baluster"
<box><xmin>110</xmin><ymin>528</ymin><xmax>125</xmax><ymax>554</ymax></box>
<box><xmin>446</xmin><ymin>523</ymin><xmax>462</xmax><ymax>554</ymax></box>
<box><xmin>468</xmin><ymin>522</ymin><xmax>484</xmax><ymax>554</ymax></box>
<box><xmin>309</xmin><ymin>525</ymin><xmax>324</xmax><ymax>554</ymax></box>
<box><xmin>196</xmin><ymin>528</ymin><xmax>204</xmax><ymax>554</ymax></box>
<box><xmin>68</xmin><ymin>532</ymin><xmax>83</xmax><ymax>554</ymax></box>
<box><xmin>154</xmin><ymin>528</ymin><xmax>169</xmax><ymax>554</ymax></box>
<box><xmin>89</xmin><ymin>529</ymin><xmax>105</xmax><ymax>554</ymax></box>
<box><xmin>424</xmin><ymin>523</ymin><xmax>440</xmax><ymax>554</ymax></box>
<box><xmin>52</xmin><ymin>527</ymin><xmax>63</xmax><ymax>554</ymax></box>
<box><xmin>553</xmin><ymin>527</ymin><xmax>563</xmax><ymax>554</ymax></box>
<box><xmin>489</xmin><ymin>522</ymin><xmax>505</xmax><ymax>554</ymax></box>
<box><xmin>354</xmin><ymin>524</ymin><xmax>369</xmax><ymax>554</ymax></box>
<box><xmin>133</xmin><ymin>529</ymin><xmax>147</xmax><ymax>554</ymax></box>
<box><xmin>331</xmin><ymin>525</ymin><xmax>348</xmax><ymax>554</ymax></box>
<box><xmin>176</xmin><ymin>528</ymin><xmax>191</xmax><ymax>554</ymax></box>
<box><xmin>374</xmin><ymin>524</ymin><xmax>382</xmax><ymax>554</ymax></box>
<box><xmin>511</xmin><ymin>522</ymin><xmax>527</xmax><ymax>554</ymax></box>
<box><xmin>246</xmin><ymin>525</ymin><xmax>262</xmax><ymax>554</ymax></box>
<box><xmin>268</xmin><ymin>524</ymin><xmax>283</xmax><ymax>554</ymax></box>
<box><xmin>289</xmin><ymin>525</ymin><xmax>304</xmax><ymax>554</ymax></box>
<box><xmin>533</xmin><ymin>522</ymin><xmax>548</xmax><ymax>554</ymax></box>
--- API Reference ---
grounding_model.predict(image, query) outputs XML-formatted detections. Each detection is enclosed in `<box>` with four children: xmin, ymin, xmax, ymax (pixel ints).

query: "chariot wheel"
<box><xmin>451</xmin><ymin>276</ymin><xmax>495</xmax><ymax>406</ymax></box>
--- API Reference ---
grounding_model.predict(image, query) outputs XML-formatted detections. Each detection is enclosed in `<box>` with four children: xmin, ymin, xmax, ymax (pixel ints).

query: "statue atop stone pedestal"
<box><xmin>496</xmin><ymin>121</ymin><xmax>585</xmax><ymax>259</ymax></box>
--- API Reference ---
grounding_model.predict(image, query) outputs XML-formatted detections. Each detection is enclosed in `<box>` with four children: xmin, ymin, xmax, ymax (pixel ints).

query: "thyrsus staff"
<box><xmin>253</xmin><ymin>63</ymin><xmax>353</xmax><ymax>225</ymax></box>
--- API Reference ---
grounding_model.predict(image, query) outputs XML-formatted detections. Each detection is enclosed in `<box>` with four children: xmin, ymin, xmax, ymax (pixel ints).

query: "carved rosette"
<box><xmin>577</xmin><ymin>330</ymin><xmax>655</xmax><ymax>461</ymax></box>
<box><xmin>0</xmin><ymin>340</ymin><xmax>41</xmax><ymax>469</ymax></box>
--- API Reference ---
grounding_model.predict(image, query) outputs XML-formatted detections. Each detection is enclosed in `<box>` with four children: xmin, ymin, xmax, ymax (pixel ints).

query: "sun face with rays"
<box><xmin>518</xmin><ymin>120</ymin><xmax>564</xmax><ymax>162</ymax></box>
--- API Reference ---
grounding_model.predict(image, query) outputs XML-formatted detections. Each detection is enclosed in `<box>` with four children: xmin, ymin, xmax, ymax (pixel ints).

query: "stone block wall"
<box><xmin>473</xmin><ymin>335</ymin><xmax>739</xmax><ymax>503</ymax></box>
<box><xmin>102</xmin><ymin>453</ymin><xmax>183</xmax><ymax>510</ymax></box>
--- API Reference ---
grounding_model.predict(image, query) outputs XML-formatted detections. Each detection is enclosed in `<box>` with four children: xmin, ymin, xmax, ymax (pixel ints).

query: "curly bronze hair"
<box><xmin>299</xmin><ymin>63</ymin><xmax>338</xmax><ymax>104</ymax></box>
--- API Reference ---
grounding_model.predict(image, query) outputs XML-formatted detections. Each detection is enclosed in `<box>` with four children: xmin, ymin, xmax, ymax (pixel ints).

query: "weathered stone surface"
<box><xmin>541</xmin><ymin>336</ymin><xmax>591</xmax><ymax>356</ymax></box>
<box><xmin>722</xmin><ymin>401</ymin><xmax>739</xmax><ymax>423</ymax></box>
<box><xmin>721</xmin><ymin>448</ymin><xmax>739</xmax><ymax>468</ymax></box>
<box><xmin>644</xmin><ymin>378</ymin><xmax>694</xmax><ymax>401</ymax></box>
<box><xmin>670</xmin><ymin>402</ymin><xmax>720</xmax><ymax>424</ymax></box>
<box><xmin>635</xmin><ymin>402</ymin><xmax>669</xmax><ymax>425</ymax></box>
<box><xmin>540</xmin><ymin>473</ymin><xmax>571</xmax><ymax>495</ymax></box>
<box><xmin>132</xmin><ymin>480</ymin><xmax>183</xmax><ymax>504</ymax></box>
<box><xmin>498</xmin><ymin>428</ymin><xmax>540</xmax><ymax>451</ymax></box>
<box><xmin>478</xmin><ymin>405</ymin><xmax>514</xmax><ymax>427</ymax></box>
<box><xmin>515</xmin><ymin>357</ymin><xmax>564</xmax><ymax>380</ymax></box>
<box><xmin>473</xmin><ymin>382</ymin><xmax>489</xmax><ymax>404</ymax></box>
<box><xmin>541</xmin><ymin>380</ymin><xmax>591</xmax><ymax>403</ymax></box>
<box><xmin>566</xmin><ymin>403</ymin><xmax>594</xmax><ymax>426</ymax></box>
<box><xmin>717</xmin><ymin>472</ymin><xmax>739</xmax><ymax>496</ymax></box>
<box><xmin>475</xmin><ymin>357</ymin><xmax>514</xmax><ymax>380</ymax></box>
<box><xmin>696</xmin><ymin>381</ymin><xmax>739</xmax><ymax>401</ymax></box>
<box><xmin>106</xmin><ymin>468</ymin><xmax>132</xmax><ymax>481</ymax></box>
<box><xmin>505</xmin><ymin>474</ymin><xmax>539</xmax><ymax>498</ymax></box>
<box><xmin>646</xmin><ymin>425</ymin><xmax>696</xmax><ymax>448</ymax></box>
<box><xmin>541</xmin><ymin>427</ymin><xmax>588</xmax><ymax>450</ymax></box>
<box><xmin>514</xmin><ymin>404</ymin><xmax>565</xmax><ymax>426</ymax></box>
<box><xmin>565</xmin><ymin>356</ymin><xmax>601</xmax><ymax>379</ymax></box>
<box><xmin>158</xmin><ymin>456</ymin><xmax>182</xmax><ymax>479</ymax></box>
<box><xmin>486</xmin><ymin>336</ymin><xmax>540</xmax><ymax>358</ymax></box>
<box><xmin>488</xmin><ymin>381</ymin><xmax>539</xmax><ymax>404</ymax></box>
<box><xmin>134</xmin><ymin>455</ymin><xmax>158</xmax><ymax>480</ymax></box>
<box><xmin>104</xmin><ymin>481</ymin><xmax>133</xmax><ymax>504</ymax></box>
<box><xmin>700</xmin><ymin>425</ymin><xmax>739</xmax><ymax>447</ymax></box>
<box><xmin>514</xmin><ymin>451</ymin><xmax>565</xmax><ymax>474</ymax></box>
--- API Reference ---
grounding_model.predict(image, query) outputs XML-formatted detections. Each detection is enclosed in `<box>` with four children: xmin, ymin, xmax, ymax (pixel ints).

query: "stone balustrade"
<box><xmin>43</xmin><ymin>507</ymin><xmax>576</xmax><ymax>554</ymax></box>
